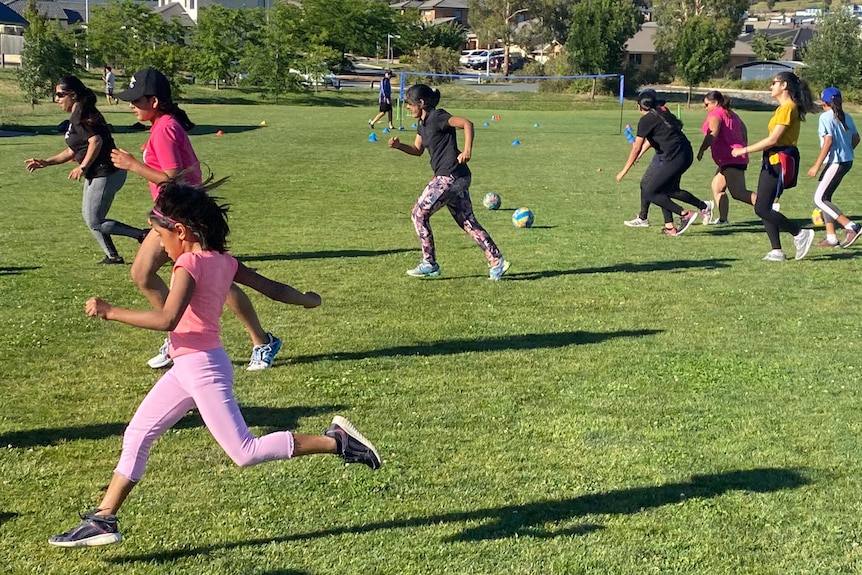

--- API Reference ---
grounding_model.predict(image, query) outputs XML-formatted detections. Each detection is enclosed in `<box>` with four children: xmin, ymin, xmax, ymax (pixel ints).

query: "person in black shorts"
<box><xmin>368</xmin><ymin>69</ymin><xmax>394</xmax><ymax>130</ymax></box>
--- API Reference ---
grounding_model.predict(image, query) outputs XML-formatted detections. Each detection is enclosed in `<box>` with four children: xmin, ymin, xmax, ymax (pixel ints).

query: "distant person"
<box><xmin>806</xmin><ymin>86</ymin><xmax>861</xmax><ymax>248</ymax></box>
<box><xmin>111</xmin><ymin>67</ymin><xmax>283</xmax><ymax>370</ymax></box>
<box><xmin>388</xmin><ymin>84</ymin><xmax>510</xmax><ymax>280</ymax></box>
<box><xmin>617</xmin><ymin>89</ymin><xmax>705</xmax><ymax>236</ymax></box>
<box><xmin>368</xmin><ymin>69</ymin><xmax>394</xmax><ymax>130</ymax></box>
<box><xmin>696</xmin><ymin>90</ymin><xmax>756</xmax><ymax>224</ymax></box>
<box><xmin>731</xmin><ymin>71</ymin><xmax>816</xmax><ymax>261</ymax></box>
<box><xmin>24</xmin><ymin>75</ymin><xmax>146</xmax><ymax>264</ymax></box>
<box><xmin>104</xmin><ymin>66</ymin><xmax>116</xmax><ymax>106</ymax></box>
<box><xmin>48</xmin><ymin>180</ymin><xmax>380</xmax><ymax>548</ymax></box>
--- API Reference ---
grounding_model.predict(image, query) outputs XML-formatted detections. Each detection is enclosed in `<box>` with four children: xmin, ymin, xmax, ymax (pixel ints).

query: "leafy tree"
<box><xmin>801</xmin><ymin>7</ymin><xmax>862</xmax><ymax>91</ymax></box>
<box><xmin>299</xmin><ymin>0</ymin><xmax>396</xmax><ymax>67</ymax></box>
<box><xmin>189</xmin><ymin>5</ymin><xmax>249</xmax><ymax>88</ymax></box>
<box><xmin>652</xmin><ymin>0</ymin><xmax>748</xmax><ymax>54</ymax></box>
<box><xmin>751</xmin><ymin>32</ymin><xmax>787</xmax><ymax>61</ymax></box>
<box><xmin>17</xmin><ymin>0</ymin><xmax>75</xmax><ymax>106</ymax></box>
<box><xmin>674</xmin><ymin>15</ymin><xmax>736</xmax><ymax>103</ymax></box>
<box><xmin>419</xmin><ymin>20</ymin><xmax>467</xmax><ymax>52</ymax></box>
<box><xmin>468</xmin><ymin>0</ymin><xmax>532</xmax><ymax>76</ymax></box>
<box><xmin>241</xmin><ymin>3</ymin><xmax>305</xmax><ymax>101</ymax></box>
<box><xmin>566</xmin><ymin>0</ymin><xmax>644</xmax><ymax>75</ymax></box>
<box><xmin>531</xmin><ymin>0</ymin><xmax>578</xmax><ymax>46</ymax></box>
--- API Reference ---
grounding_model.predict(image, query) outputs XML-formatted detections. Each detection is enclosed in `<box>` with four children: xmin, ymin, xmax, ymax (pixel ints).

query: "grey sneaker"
<box><xmin>325</xmin><ymin>416</ymin><xmax>381</xmax><ymax>470</ymax></box>
<box><xmin>489</xmin><ymin>258</ymin><xmax>510</xmax><ymax>281</ymax></box>
<box><xmin>48</xmin><ymin>510</ymin><xmax>123</xmax><ymax>548</ymax></box>
<box><xmin>406</xmin><ymin>260</ymin><xmax>441</xmax><ymax>278</ymax></box>
<box><xmin>147</xmin><ymin>338</ymin><xmax>172</xmax><ymax>369</ymax></box>
<box><xmin>677</xmin><ymin>210</ymin><xmax>698</xmax><ymax>235</ymax></box>
<box><xmin>793</xmin><ymin>229</ymin><xmax>814</xmax><ymax>260</ymax></box>
<box><xmin>763</xmin><ymin>250</ymin><xmax>787</xmax><ymax>262</ymax></box>
<box><xmin>623</xmin><ymin>215</ymin><xmax>649</xmax><ymax>227</ymax></box>
<box><xmin>247</xmin><ymin>333</ymin><xmax>283</xmax><ymax>371</ymax></box>
<box><xmin>701</xmin><ymin>200</ymin><xmax>714</xmax><ymax>225</ymax></box>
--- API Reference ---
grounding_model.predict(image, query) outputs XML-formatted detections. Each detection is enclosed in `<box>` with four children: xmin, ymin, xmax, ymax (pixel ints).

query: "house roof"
<box><xmin>418</xmin><ymin>0</ymin><xmax>468</xmax><ymax>8</ymax></box>
<box><xmin>735</xmin><ymin>60</ymin><xmax>806</xmax><ymax>70</ymax></box>
<box><xmin>625</xmin><ymin>21</ymin><xmax>808</xmax><ymax>57</ymax></box>
<box><xmin>738</xmin><ymin>25</ymin><xmax>816</xmax><ymax>48</ymax></box>
<box><xmin>0</xmin><ymin>1</ymin><xmax>28</xmax><ymax>25</ymax></box>
<box><xmin>153</xmin><ymin>2</ymin><xmax>194</xmax><ymax>27</ymax></box>
<box><xmin>3</xmin><ymin>0</ymin><xmax>83</xmax><ymax>25</ymax></box>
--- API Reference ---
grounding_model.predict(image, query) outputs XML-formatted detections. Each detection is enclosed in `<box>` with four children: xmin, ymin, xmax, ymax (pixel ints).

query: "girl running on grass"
<box><xmin>617</xmin><ymin>89</ymin><xmax>706</xmax><ymax>236</ymax></box>
<box><xmin>387</xmin><ymin>84</ymin><xmax>509</xmax><ymax>280</ymax></box>
<box><xmin>696</xmin><ymin>90</ymin><xmax>757</xmax><ymax>225</ymax></box>
<box><xmin>25</xmin><ymin>75</ymin><xmax>146</xmax><ymax>264</ymax></box>
<box><xmin>110</xmin><ymin>67</ymin><xmax>283</xmax><ymax>370</ymax></box>
<box><xmin>48</xmin><ymin>179</ymin><xmax>380</xmax><ymax>548</ymax></box>
<box><xmin>806</xmin><ymin>86</ymin><xmax>861</xmax><ymax>249</ymax></box>
<box><xmin>731</xmin><ymin>71</ymin><xmax>816</xmax><ymax>261</ymax></box>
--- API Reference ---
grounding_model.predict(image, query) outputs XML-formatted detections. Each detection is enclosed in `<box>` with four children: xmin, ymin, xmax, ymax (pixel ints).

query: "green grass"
<box><xmin>2</xmin><ymin>79</ymin><xmax>862</xmax><ymax>574</ymax></box>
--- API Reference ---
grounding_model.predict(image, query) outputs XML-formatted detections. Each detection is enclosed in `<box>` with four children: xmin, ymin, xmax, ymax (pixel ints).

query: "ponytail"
<box><xmin>162</xmin><ymin>101</ymin><xmax>195</xmax><ymax>132</ymax></box>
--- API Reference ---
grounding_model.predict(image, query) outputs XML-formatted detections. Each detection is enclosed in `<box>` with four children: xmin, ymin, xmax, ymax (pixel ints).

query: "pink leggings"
<box><xmin>116</xmin><ymin>347</ymin><xmax>294</xmax><ymax>482</ymax></box>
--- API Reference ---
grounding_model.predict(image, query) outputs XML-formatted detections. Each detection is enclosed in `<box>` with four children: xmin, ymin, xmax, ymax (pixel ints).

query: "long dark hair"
<box><xmin>704</xmin><ymin>90</ymin><xmax>732</xmax><ymax>112</ymax></box>
<box><xmin>57</xmin><ymin>75</ymin><xmax>106</xmax><ymax>132</ymax></box>
<box><xmin>638</xmin><ymin>89</ymin><xmax>683</xmax><ymax>131</ymax></box>
<box><xmin>405</xmin><ymin>84</ymin><xmax>441</xmax><ymax>111</ymax></box>
<box><xmin>150</xmin><ymin>176</ymin><xmax>230</xmax><ymax>253</ymax></box>
<box><xmin>824</xmin><ymin>92</ymin><xmax>849</xmax><ymax>131</ymax></box>
<box><xmin>775</xmin><ymin>71</ymin><xmax>816</xmax><ymax>121</ymax></box>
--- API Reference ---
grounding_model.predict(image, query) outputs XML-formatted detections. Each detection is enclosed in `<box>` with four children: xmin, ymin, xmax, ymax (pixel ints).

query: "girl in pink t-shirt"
<box><xmin>48</xmin><ymin>179</ymin><xmax>381</xmax><ymax>548</ymax></box>
<box><xmin>111</xmin><ymin>67</ymin><xmax>282</xmax><ymax>372</ymax></box>
<box><xmin>696</xmin><ymin>91</ymin><xmax>756</xmax><ymax>224</ymax></box>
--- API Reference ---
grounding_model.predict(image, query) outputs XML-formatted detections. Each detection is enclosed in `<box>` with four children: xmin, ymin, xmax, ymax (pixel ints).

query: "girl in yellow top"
<box><xmin>732</xmin><ymin>71</ymin><xmax>817</xmax><ymax>261</ymax></box>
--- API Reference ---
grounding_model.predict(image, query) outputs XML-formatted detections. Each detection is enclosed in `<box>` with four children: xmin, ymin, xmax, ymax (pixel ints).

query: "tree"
<box><xmin>566</xmin><ymin>0</ymin><xmax>644</xmax><ymax>75</ymax></box>
<box><xmin>299</xmin><ymin>0</ymin><xmax>396</xmax><ymax>68</ymax></box>
<box><xmin>674</xmin><ymin>15</ymin><xmax>736</xmax><ymax>103</ymax></box>
<box><xmin>751</xmin><ymin>32</ymin><xmax>787</xmax><ymax>61</ymax></box>
<box><xmin>468</xmin><ymin>0</ymin><xmax>532</xmax><ymax>76</ymax></box>
<box><xmin>189</xmin><ymin>5</ymin><xmax>249</xmax><ymax>89</ymax></box>
<box><xmin>651</xmin><ymin>0</ymin><xmax>748</xmax><ymax>55</ymax></box>
<box><xmin>17</xmin><ymin>0</ymin><xmax>75</xmax><ymax>106</ymax></box>
<box><xmin>241</xmin><ymin>3</ymin><xmax>305</xmax><ymax>101</ymax></box>
<box><xmin>801</xmin><ymin>7</ymin><xmax>862</xmax><ymax>91</ymax></box>
<box><xmin>531</xmin><ymin>0</ymin><xmax>578</xmax><ymax>46</ymax></box>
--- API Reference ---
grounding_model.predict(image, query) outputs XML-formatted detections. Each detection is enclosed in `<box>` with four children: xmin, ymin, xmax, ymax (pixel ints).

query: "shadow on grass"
<box><xmin>236</xmin><ymin>248</ymin><xmax>413</xmax><ymax>263</ymax></box>
<box><xmin>290</xmin><ymin>329</ymin><xmax>661</xmax><ymax>364</ymax></box>
<box><xmin>0</xmin><ymin>512</ymin><xmax>19</xmax><ymax>526</ymax></box>
<box><xmin>190</xmin><ymin>125</ymin><xmax>263</xmax><ymax>136</ymax></box>
<box><xmin>109</xmin><ymin>467</ymin><xmax>808</xmax><ymax>563</ymax></box>
<box><xmin>0</xmin><ymin>405</ymin><xmax>344</xmax><ymax>449</ymax></box>
<box><xmin>0</xmin><ymin>266</ymin><xmax>41</xmax><ymax>275</ymax></box>
<box><xmin>505</xmin><ymin>258</ymin><xmax>736</xmax><ymax>281</ymax></box>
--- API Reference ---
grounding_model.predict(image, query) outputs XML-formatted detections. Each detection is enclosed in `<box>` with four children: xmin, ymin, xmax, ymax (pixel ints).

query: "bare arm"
<box><xmin>732</xmin><ymin>124</ymin><xmax>787</xmax><ymax>158</ymax></box>
<box><xmin>616</xmin><ymin>136</ymin><xmax>647</xmax><ymax>182</ymax></box>
<box><xmin>233</xmin><ymin>262</ymin><xmax>321</xmax><ymax>308</ymax></box>
<box><xmin>69</xmin><ymin>135</ymin><xmax>103</xmax><ymax>180</ymax></box>
<box><xmin>697</xmin><ymin>115</ymin><xmax>721</xmax><ymax>161</ymax></box>
<box><xmin>448</xmin><ymin>115</ymin><xmax>473</xmax><ymax>163</ymax></box>
<box><xmin>86</xmin><ymin>268</ymin><xmax>195</xmax><ymax>331</ymax></box>
<box><xmin>25</xmin><ymin>148</ymin><xmax>75</xmax><ymax>172</ymax></box>
<box><xmin>807</xmin><ymin>134</ymin><xmax>833</xmax><ymax>177</ymax></box>
<box><xmin>388</xmin><ymin>133</ymin><xmax>424</xmax><ymax>156</ymax></box>
<box><xmin>110</xmin><ymin>148</ymin><xmax>177</xmax><ymax>185</ymax></box>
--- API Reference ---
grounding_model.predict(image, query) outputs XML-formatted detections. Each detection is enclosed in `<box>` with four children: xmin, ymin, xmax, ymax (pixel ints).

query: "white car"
<box><xmin>459</xmin><ymin>49</ymin><xmax>483</xmax><ymax>67</ymax></box>
<box><xmin>467</xmin><ymin>48</ymin><xmax>505</xmax><ymax>70</ymax></box>
<box><xmin>288</xmin><ymin>68</ymin><xmax>341</xmax><ymax>89</ymax></box>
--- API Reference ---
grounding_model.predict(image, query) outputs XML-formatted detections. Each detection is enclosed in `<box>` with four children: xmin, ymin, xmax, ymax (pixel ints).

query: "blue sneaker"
<box><xmin>247</xmin><ymin>333</ymin><xmax>283</xmax><ymax>371</ymax></box>
<box><xmin>48</xmin><ymin>510</ymin><xmax>123</xmax><ymax>547</ymax></box>
<box><xmin>406</xmin><ymin>260</ymin><xmax>441</xmax><ymax>278</ymax></box>
<box><xmin>489</xmin><ymin>258</ymin><xmax>510</xmax><ymax>280</ymax></box>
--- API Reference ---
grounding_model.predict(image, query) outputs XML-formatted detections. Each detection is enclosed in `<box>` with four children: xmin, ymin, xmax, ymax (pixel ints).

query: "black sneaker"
<box><xmin>325</xmin><ymin>416</ymin><xmax>381</xmax><ymax>470</ymax></box>
<box><xmin>99</xmin><ymin>256</ymin><xmax>125</xmax><ymax>265</ymax></box>
<box><xmin>48</xmin><ymin>510</ymin><xmax>123</xmax><ymax>547</ymax></box>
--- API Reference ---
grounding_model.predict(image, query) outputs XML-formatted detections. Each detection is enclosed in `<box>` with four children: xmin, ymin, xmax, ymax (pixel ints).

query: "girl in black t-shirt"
<box><xmin>387</xmin><ymin>84</ymin><xmax>509</xmax><ymax>280</ymax></box>
<box><xmin>617</xmin><ymin>90</ymin><xmax>706</xmax><ymax>236</ymax></box>
<box><xmin>25</xmin><ymin>76</ymin><xmax>145</xmax><ymax>264</ymax></box>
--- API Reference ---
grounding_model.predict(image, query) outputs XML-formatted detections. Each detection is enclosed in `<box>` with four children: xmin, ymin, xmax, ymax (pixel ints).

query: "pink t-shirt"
<box><xmin>167</xmin><ymin>251</ymin><xmax>237</xmax><ymax>358</ymax></box>
<box><xmin>701</xmin><ymin>107</ymin><xmax>748</xmax><ymax>168</ymax></box>
<box><xmin>143</xmin><ymin>114</ymin><xmax>202</xmax><ymax>200</ymax></box>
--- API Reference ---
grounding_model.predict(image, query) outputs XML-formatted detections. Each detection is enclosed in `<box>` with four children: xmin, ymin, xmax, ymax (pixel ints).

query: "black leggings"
<box><xmin>754</xmin><ymin>158</ymin><xmax>801</xmax><ymax>250</ymax></box>
<box><xmin>638</xmin><ymin>147</ymin><xmax>701</xmax><ymax>224</ymax></box>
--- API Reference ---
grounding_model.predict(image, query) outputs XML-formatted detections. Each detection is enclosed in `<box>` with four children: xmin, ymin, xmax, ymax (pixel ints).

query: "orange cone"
<box><xmin>216</xmin><ymin>130</ymin><xmax>224</xmax><ymax>136</ymax></box>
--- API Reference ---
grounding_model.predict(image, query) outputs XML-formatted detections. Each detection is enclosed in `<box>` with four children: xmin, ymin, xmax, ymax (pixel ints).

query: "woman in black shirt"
<box><xmin>25</xmin><ymin>76</ymin><xmax>145</xmax><ymax>264</ymax></box>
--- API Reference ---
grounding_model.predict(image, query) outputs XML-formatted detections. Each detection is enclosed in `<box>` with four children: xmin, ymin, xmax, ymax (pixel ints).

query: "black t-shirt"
<box><xmin>636</xmin><ymin>108</ymin><xmax>690</xmax><ymax>158</ymax></box>
<box><xmin>417</xmin><ymin>108</ymin><xmax>470</xmax><ymax>178</ymax></box>
<box><xmin>64</xmin><ymin>107</ymin><xmax>117</xmax><ymax>179</ymax></box>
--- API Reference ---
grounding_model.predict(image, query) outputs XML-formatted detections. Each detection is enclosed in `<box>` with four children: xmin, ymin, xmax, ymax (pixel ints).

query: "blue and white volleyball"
<box><xmin>512</xmin><ymin>207</ymin><xmax>534</xmax><ymax>228</ymax></box>
<box><xmin>482</xmin><ymin>192</ymin><xmax>501</xmax><ymax>210</ymax></box>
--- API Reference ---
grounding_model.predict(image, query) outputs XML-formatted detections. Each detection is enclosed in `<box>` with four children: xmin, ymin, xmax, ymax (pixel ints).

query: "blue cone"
<box><xmin>368</xmin><ymin>132</ymin><xmax>377</xmax><ymax>142</ymax></box>
<box><xmin>382</xmin><ymin>127</ymin><xmax>390</xmax><ymax>133</ymax></box>
<box><xmin>411</xmin><ymin>122</ymin><xmax>417</xmax><ymax>128</ymax></box>
<box><xmin>512</xmin><ymin>139</ymin><xmax>520</xmax><ymax>146</ymax></box>
<box><xmin>482</xmin><ymin>121</ymin><xmax>489</xmax><ymax>127</ymax></box>
<box><xmin>398</xmin><ymin>126</ymin><xmax>405</xmax><ymax>131</ymax></box>
<box><xmin>533</xmin><ymin>123</ymin><xmax>540</xmax><ymax>128</ymax></box>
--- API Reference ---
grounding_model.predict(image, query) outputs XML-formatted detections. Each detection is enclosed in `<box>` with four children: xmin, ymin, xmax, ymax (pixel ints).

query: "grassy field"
<box><xmin>2</xmin><ymin>73</ymin><xmax>862</xmax><ymax>574</ymax></box>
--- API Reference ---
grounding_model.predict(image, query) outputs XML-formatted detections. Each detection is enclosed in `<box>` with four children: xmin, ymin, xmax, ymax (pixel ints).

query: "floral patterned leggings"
<box><xmin>411</xmin><ymin>174</ymin><xmax>502</xmax><ymax>266</ymax></box>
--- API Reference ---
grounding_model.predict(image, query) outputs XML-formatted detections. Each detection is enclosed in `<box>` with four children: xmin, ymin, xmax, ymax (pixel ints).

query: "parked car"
<box><xmin>288</xmin><ymin>68</ymin><xmax>341</xmax><ymax>89</ymax></box>
<box><xmin>467</xmin><ymin>48</ymin><xmax>505</xmax><ymax>70</ymax></box>
<box><xmin>459</xmin><ymin>49</ymin><xmax>483</xmax><ymax>67</ymax></box>
<box><xmin>488</xmin><ymin>54</ymin><xmax>529</xmax><ymax>74</ymax></box>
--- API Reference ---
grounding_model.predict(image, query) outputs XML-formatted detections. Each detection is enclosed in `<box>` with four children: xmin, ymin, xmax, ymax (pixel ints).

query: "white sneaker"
<box><xmin>762</xmin><ymin>250</ymin><xmax>787</xmax><ymax>262</ymax></box>
<box><xmin>794</xmin><ymin>229</ymin><xmax>814</xmax><ymax>260</ymax></box>
<box><xmin>147</xmin><ymin>338</ymin><xmax>172</xmax><ymax>369</ymax></box>
<box><xmin>701</xmin><ymin>200</ymin><xmax>714</xmax><ymax>225</ymax></box>
<box><xmin>623</xmin><ymin>215</ymin><xmax>649</xmax><ymax>228</ymax></box>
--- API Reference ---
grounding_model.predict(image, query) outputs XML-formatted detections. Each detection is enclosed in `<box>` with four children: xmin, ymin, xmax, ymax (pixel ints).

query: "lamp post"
<box><xmin>386</xmin><ymin>33</ymin><xmax>400</xmax><ymax>63</ymax></box>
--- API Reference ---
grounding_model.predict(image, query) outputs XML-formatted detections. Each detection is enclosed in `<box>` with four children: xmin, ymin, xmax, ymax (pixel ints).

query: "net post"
<box><xmin>619</xmin><ymin>74</ymin><xmax>625</xmax><ymax>134</ymax></box>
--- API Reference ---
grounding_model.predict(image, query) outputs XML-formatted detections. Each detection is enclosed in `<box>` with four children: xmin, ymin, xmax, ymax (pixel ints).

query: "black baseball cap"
<box><xmin>116</xmin><ymin>67</ymin><xmax>171</xmax><ymax>101</ymax></box>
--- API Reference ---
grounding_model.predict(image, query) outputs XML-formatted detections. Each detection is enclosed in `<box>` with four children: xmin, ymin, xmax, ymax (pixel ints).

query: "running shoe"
<box><xmin>794</xmin><ymin>229</ymin><xmax>814</xmax><ymax>260</ymax></box>
<box><xmin>406</xmin><ymin>260</ymin><xmax>441</xmax><ymax>278</ymax></box>
<box><xmin>701</xmin><ymin>200</ymin><xmax>714</xmax><ymax>225</ymax></box>
<box><xmin>762</xmin><ymin>250</ymin><xmax>787</xmax><ymax>262</ymax></box>
<box><xmin>247</xmin><ymin>333</ymin><xmax>283</xmax><ymax>371</ymax></box>
<box><xmin>661</xmin><ymin>227</ymin><xmax>679</xmax><ymax>236</ymax></box>
<box><xmin>489</xmin><ymin>258</ymin><xmax>510</xmax><ymax>281</ymax></box>
<box><xmin>48</xmin><ymin>510</ymin><xmax>122</xmax><ymax>548</ymax></box>
<box><xmin>99</xmin><ymin>256</ymin><xmax>125</xmax><ymax>265</ymax></box>
<box><xmin>815</xmin><ymin>238</ymin><xmax>839</xmax><ymax>248</ymax></box>
<box><xmin>842</xmin><ymin>225</ymin><xmax>862</xmax><ymax>248</ymax></box>
<box><xmin>623</xmin><ymin>215</ymin><xmax>649</xmax><ymax>228</ymax></box>
<box><xmin>147</xmin><ymin>338</ymin><xmax>172</xmax><ymax>369</ymax></box>
<box><xmin>325</xmin><ymin>416</ymin><xmax>381</xmax><ymax>470</ymax></box>
<box><xmin>677</xmin><ymin>210</ymin><xmax>699</xmax><ymax>235</ymax></box>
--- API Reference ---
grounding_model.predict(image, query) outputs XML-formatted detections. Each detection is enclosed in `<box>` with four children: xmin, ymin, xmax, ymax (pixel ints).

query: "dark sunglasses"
<box><xmin>55</xmin><ymin>92</ymin><xmax>70</xmax><ymax>98</ymax></box>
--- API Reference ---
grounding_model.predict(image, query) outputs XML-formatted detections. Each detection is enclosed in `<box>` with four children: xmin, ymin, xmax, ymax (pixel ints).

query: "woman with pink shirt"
<box><xmin>696</xmin><ymin>90</ymin><xmax>756</xmax><ymax>224</ymax></box>
<box><xmin>111</xmin><ymin>68</ymin><xmax>282</xmax><ymax>371</ymax></box>
<box><xmin>48</xmin><ymin>180</ymin><xmax>380</xmax><ymax>547</ymax></box>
